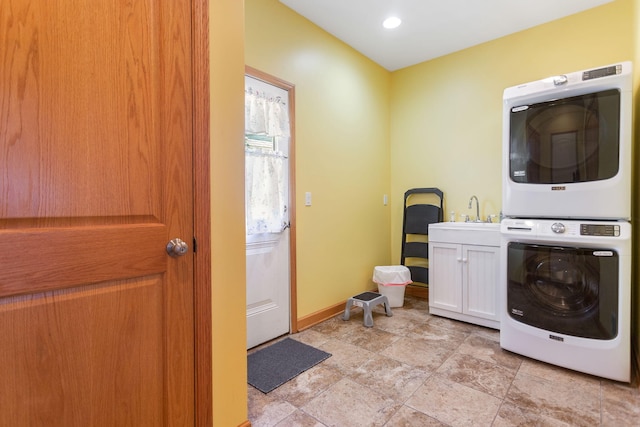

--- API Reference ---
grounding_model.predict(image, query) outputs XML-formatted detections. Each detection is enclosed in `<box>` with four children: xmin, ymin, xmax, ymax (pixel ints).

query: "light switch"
<box><xmin>383</xmin><ymin>194</ymin><xmax>388</xmax><ymax>206</ymax></box>
<box><xmin>305</xmin><ymin>192</ymin><xmax>312</xmax><ymax>206</ymax></box>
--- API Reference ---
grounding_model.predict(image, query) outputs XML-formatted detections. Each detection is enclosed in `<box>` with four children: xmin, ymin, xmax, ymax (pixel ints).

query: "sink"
<box><xmin>433</xmin><ymin>221</ymin><xmax>500</xmax><ymax>230</ymax></box>
<box><xmin>429</xmin><ymin>221</ymin><xmax>501</xmax><ymax>246</ymax></box>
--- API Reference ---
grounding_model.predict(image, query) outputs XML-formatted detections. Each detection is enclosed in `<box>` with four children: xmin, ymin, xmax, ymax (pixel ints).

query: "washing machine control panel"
<box><xmin>502</xmin><ymin>219</ymin><xmax>627</xmax><ymax>239</ymax></box>
<box><xmin>540</xmin><ymin>221</ymin><xmax>580</xmax><ymax>236</ymax></box>
<box><xmin>580</xmin><ymin>224</ymin><xmax>620</xmax><ymax>237</ymax></box>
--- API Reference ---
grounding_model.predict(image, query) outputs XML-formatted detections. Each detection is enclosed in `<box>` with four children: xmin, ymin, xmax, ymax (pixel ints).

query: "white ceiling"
<box><xmin>279</xmin><ymin>0</ymin><xmax>614</xmax><ymax>71</ymax></box>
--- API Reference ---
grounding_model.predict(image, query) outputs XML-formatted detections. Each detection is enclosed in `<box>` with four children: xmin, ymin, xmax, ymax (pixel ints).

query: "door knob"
<box><xmin>166</xmin><ymin>238</ymin><xmax>189</xmax><ymax>257</ymax></box>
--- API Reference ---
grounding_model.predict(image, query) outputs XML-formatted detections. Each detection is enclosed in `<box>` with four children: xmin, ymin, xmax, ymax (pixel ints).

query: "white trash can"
<box><xmin>373</xmin><ymin>265</ymin><xmax>412</xmax><ymax>307</ymax></box>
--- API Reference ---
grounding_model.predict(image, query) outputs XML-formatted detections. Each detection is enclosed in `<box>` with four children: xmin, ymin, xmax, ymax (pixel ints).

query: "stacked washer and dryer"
<box><xmin>500</xmin><ymin>62</ymin><xmax>633</xmax><ymax>382</ymax></box>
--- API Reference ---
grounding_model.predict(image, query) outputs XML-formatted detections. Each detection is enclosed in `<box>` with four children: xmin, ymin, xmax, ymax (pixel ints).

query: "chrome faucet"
<box><xmin>468</xmin><ymin>195</ymin><xmax>480</xmax><ymax>222</ymax></box>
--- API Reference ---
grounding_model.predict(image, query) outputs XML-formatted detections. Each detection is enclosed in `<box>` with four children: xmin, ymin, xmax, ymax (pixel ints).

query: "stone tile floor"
<box><xmin>248</xmin><ymin>296</ymin><xmax>640</xmax><ymax>426</ymax></box>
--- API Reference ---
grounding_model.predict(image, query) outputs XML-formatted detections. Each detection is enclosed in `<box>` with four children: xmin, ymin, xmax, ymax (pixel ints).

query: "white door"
<box><xmin>429</xmin><ymin>242</ymin><xmax>463</xmax><ymax>313</ymax></box>
<box><xmin>463</xmin><ymin>245</ymin><xmax>500</xmax><ymax>321</ymax></box>
<box><xmin>245</xmin><ymin>73</ymin><xmax>293</xmax><ymax>349</ymax></box>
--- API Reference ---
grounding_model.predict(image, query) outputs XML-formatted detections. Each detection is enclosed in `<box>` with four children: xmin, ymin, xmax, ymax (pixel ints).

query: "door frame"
<box><xmin>244</xmin><ymin>65</ymin><xmax>299</xmax><ymax>336</ymax></box>
<box><xmin>193</xmin><ymin>1</ymin><xmax>212</xmax><ymax>425</ymax></box>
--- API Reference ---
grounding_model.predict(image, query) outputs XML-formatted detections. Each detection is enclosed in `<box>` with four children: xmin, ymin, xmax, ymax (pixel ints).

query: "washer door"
<box><xmin>506</xmin><ymin>242</ymin><xmax>618</xmax><ymax>339</ymax></box>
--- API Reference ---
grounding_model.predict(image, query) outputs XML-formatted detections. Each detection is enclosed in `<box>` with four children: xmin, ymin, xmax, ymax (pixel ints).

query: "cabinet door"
<box><xmin>463</xmin><ymin>245</ymin><xmax>500</xmax><ymax>321</ymax></box>
<box><xmin>429</xmin><ymin>242</ymin><xmax>462</xmax><ymax>313</ymax></box>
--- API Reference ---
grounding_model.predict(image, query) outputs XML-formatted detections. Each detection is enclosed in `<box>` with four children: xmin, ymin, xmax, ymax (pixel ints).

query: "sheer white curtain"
<box><xmin>245</xmin><ymin>148</ymin><xmax>286</xmax><ymax>234</ymax></box>
<box><xmin>245</xmin><ymin>88</ymin><xmax>290</xmax><ymax>235</ymax></box>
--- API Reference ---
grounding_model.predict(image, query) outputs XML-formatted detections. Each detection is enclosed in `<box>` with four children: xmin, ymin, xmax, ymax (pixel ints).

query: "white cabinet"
<box><xmin>428</xmin><ymin>223</ymin><xmax>501</xmax><ymax>329</ymax></box>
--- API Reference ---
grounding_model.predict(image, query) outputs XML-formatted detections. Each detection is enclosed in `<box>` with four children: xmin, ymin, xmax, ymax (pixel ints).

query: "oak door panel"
<box><xmin>0</xmin><ymin>0</ymin><xmax>195</xmax><ymax>425</ymax></box>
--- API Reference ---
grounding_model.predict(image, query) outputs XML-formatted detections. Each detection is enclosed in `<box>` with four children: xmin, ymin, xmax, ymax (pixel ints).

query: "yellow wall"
<box><xmin>390</xmin><ymin>0</ymin><xmax>636</xmax><ymax>263</ymax></box>
<box><xmin>245</xmin><ymin>0</ymin><xmax>392</xmax><ymax>316</ymax></box>
<box><xmin>210</xmin><ymin>0</ymin><xmax>247</xmax><ymax>425</ymax></box>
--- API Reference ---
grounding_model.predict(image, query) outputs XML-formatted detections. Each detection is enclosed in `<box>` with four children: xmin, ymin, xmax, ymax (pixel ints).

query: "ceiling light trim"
<box><xmin>382</xmin><ymin>16</ymin><xmax>402</xmax><ymax>29</ymax></box>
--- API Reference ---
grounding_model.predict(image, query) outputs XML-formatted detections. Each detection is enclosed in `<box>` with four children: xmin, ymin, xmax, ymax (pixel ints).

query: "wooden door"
<box><xmin>0</xmin><ymin>1</ymin><xmax>195</xmax><ymax>425</ymax></box>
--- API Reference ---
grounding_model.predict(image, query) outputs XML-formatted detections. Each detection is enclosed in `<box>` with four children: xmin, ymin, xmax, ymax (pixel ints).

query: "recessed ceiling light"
<box><xmin>382</xmin><ymin>16</ymin><xmax>402</xmax><ymax>29</ymax></box>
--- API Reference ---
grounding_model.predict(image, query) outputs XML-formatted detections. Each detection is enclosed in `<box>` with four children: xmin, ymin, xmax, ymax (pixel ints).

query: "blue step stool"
<box><xmin>342</xmin><ymin>291</ymin><xmax>393</xmax><ymax>327</ymax></box>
